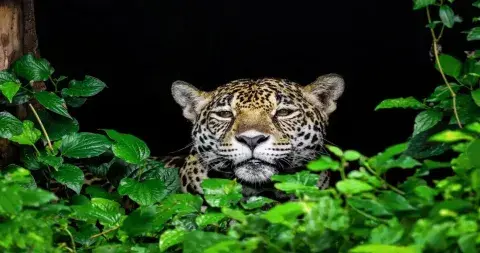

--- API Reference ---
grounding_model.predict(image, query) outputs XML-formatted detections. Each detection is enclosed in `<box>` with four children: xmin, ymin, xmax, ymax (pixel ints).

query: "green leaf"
<box><xmin>85</xmin><ymin>185</ymin><xmax>120</xmax><ymax>201</ymax></box>
<box><xmin>348</xmin><ymin>197</ymin><xmax>392</xmax><ymax>217</ymax></box>
<box><xmin>3</xmin><ymin>166</ymin><xmax>35</xmax><ymax>186</ymax></box>
<box><xmin>73</xmin><ymin>223</ymin><xmax>100</xmax><ymax>247</ymax></box>
<box><xmin>0</xmin><ymin>70</ymin><xmax>19</xmax><ymax>83</ymax></box>
<box><xmin>64</xmin><ymin>96</ymin><xmax>87</xmax><ymax>108</ymax></box>
<box><xmin>326</xmin><ymin>145</ymin><xmax>343</xmax><ymax>157</ymax></box>
<box><xmin>262</xmin><ymin>202</ymin><xmax>308</xmax><ymax>224</ymax></box>
<box><xmin>26</xmin><ymin>110</ymin><xmax>80</xmax><ymax>141</ymax></box>
<box><xmin>466</xmin><ymin>122</ymin><xmax>480</xmax><ymax>133</ymax></box>
<box><xmin>196</xmin><ymin>212</ymin><xmax>227</xmax><ymax>229</ymax></box>
<box><xmin>18</xmin><ymin>188</ymin><xmax>57</xmax><ymax>207</ymax></box>
<box><xmin>60</xmin><ymin>132</ymin><xmax>111</xmax><ymax>158</ymax></box>
<box><xmin>378</xmin><ymin>191</ymin><xmax>415</xmax><ymax>212</ymax></box>
<box><xmin>104</xmin><ymin>129</ymin><xmax>150</xmax><ymax>164</ymax></box>
<box><xmin>0</xmin><ymin>111</ymin><xmax>23</xmax><ymax>138</ymax></box>
<box><xmin>53</xmin><ymin>164</ymin><xmax>84</xmax><ymax>194</ymax></box>
<box><xmin>439</xmin><ymin>5</ymin><xmax>455</xmax><ymax>28</ymax></box>
<box><xmin>426</xmin><ymin>84</ymin><xmax>461</xmax><ymax>103</ymax></box>
<box><xmin>305</xmin><ymin>196</ymin><xmax>350</xmax><ymax>233</ymax></box>
<box><xmin>46</xmin><ymin>117</ymin><xmax>79</xmax><ymax>141</ymax></box>
<box><xmin>121</xmin><ymin>205</ymin><xmax>157</xmax><ymax>236</ymax></box>
<box><xmin>118</xmin><ymin>178</ymin><xmax>168</xmax><ymax>205</ymax></box>
<box><xmin>379</xmin><ymin>156</ymin><xmax>422</xmax><ymax>174</ymax></box>
<box><xmin>429</xmin><ymin>130</ymin><xmax>474</xmax><ymax>142</ymax></box>
<box><xmin>429</xmin><ymin>199</ymin><xmax>473</xmax><ymax>217</ymax></box>
<box><xmin>307</xmin><ymin>155</ymin><xmax>340</xmax><ymax>171</ymax></box>
<box><xmin>183</xmin><ymin>231</ymin><xmax>233</xmax><ymax>253</ymax></box>
<box><xmin>471</xmin><ymin>89</ymin><xmax>480</xmax><ymax>107</ymax></box>
<box><xmin>460</xmin><ymin>58</ymin><xmax>480</xmax><ymax>86</ymax></box>
<box><xmin>221</xmin><ymin>207</ymin><xmax>246</xmax><ymax>223</ymax></box>
<box><xmin>405</xmin><ymin>128</ymin><xmax>450</xmax><ymax>159</ymax></box>
<box><xmin>467</xmin><ymin>27</ymin><xmax>480</xmax><ymax>41</ymax></box>
<box><xmin>413</xmin><ymin>0</ymin><xmax>435</xmax><ymax>10</ymax></box>
<box><xmin>348</xmin><ymin>169</ymin><xmax>382</xmax><ymax>188</ymax></box>
<box><xmin>452</xmin><ymin>153</ymin><xmax>473</xmax><ymax>174</ymax></box>
<box><xmin>37</xmin><ymin>154</ymin><xmax>63</xmax><ymax>169</ymax></box>
<box><xmin>474</xmin><ymin>1</ymin><xmax>480</xmax><ymax>8</ymax></box>
<box><xmin>72</xmin><ymin>198</ymin><xmax>125</xmax><ymax>226</ymax></box>
<box><xmin>375</xmin><ymin>97</ymin><xmax>426</xmax><ymax>110</ymax></box>
<box><xmin>344</xmin><ymin>150</ymin><xmax>362</xmax><ymax>161</ymax></box>
<box><xmin>201</xmin><ymin>179</ymin><xmax>243</xmax><ymax>207</ymax></box>
<box><xmin>467</xmin><ymin>139</ymin><xmax>480</xmax><ymax>168</ymax></box>
<box><xmin>413</xmin><ymin>110</ymin><xmax>443</xmax><ymax>136</ymax></box>
<box><xmin>414</xmin><ymin>185</ymin><xmax>437</xmax><ymax>204</ymax></box>
<box><xmin>9</xmin><ymin>120</ymin><xmax>41</xmax><ymax>146</ymax></box>
<box><xmin>369</xmin><ymin>219</ymin><xmax>404</xmax><ymax>245</ymax></box>
<box><xmin>240</xmin><ymin>196</ymin><xmax>275</xmax><ymax>210</ymax></box>
<box><xmin>12</xmin><ymin>54</ymin><xmax>54</xmax><ymax>82</ymax></box>
<box><xmin>34</xmin><ymin>91</ymin><xmax>71</xmax><ymax>119</ymax></box>
<box><xmin>160</xmin><ymin>194</ymin><xmax>203</xmax><ymax>216</ymax></box>
<box><xmin>62</xmin><ymin>75</ymin><xmax>107</xmax><ymax>97</ymax></box>
<box><xmin>140</xmin><ymin>159</ymin><xmax>180</xmax><ymax>195</ymax></box>
<box><xmin>435</xmin><ymin>54</ymin><xmax>463</xmax><ymax>78</ymax></box>
<box><xmin>350</xmin><ymin>244</ymin><xmax>416</xmax><ymax>253</ymax></box>
<box><xmin>458</xmin><ymin>233</ymin><xmax>478</xmax><ymax>253</ymax></box>
<box><xmin>0</xmin><ymin>188</ymin><xmax>22</xmax><ymax>215</ymax></box>
<box><xmin>150</xmin><ymin>194</ymin><xmax>202</xmax><ymax>231</ymax></box>
<box><xmin>271</xmin><ymin>170</ymin><xmax>319</xmax><ymax>185</ymax></box>
<box><xmin>0</xmin><ymin>81</ymin><xmax>21</xmax><ymax>103</ymax></box>
<box><xmin>20</xmin><ymin>150</ymin><xmax>41</xmax><ymax>170</ymax></box>
<box><xmin>336</xmin><ymin>179</ymin><xmax>374</xmax><ymax>195</ymax></box>
<box><xmin>160</xmin><ymin>228</ymin><xmax>186</xmax><ymax>252</ymax></box>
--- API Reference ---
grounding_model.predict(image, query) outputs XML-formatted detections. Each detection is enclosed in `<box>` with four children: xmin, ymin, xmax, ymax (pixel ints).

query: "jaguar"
<box><xmin>167</xmin><ymin>73</ymin><xmax>344</xmax><ymax>199</ymax></box>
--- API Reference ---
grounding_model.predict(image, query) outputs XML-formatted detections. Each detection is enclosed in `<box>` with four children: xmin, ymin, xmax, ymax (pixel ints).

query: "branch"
<box><xmin>28</xmin><ymin>103</ymin><xmax>53</xmax><ymax>151</ymax></box>
<box><xmin>90</xmin><ymin>226</ymin><xmax>120</xmax><ymax>239</ymax></box>
<box><xmin>426</xmin><ymin>7</ymin><xmax>463</xmax><ymax>129</ymax></box>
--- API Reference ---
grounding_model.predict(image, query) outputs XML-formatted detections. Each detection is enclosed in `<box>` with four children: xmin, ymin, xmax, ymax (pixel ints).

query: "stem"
<box><xmin>340</xmin><ymin>158</ymin><xmax>347</xmax><ymax>180</ymax></box>
<box><xmin>426</xmin><ymin>7</ymin><xmax>463</xmax><ymax>128</ymax></box>
<box><xmin>32</xmin><ymin>145</ymin><xmax>41</xmax><ymax>155</ymax></box>
<box><xmin>348</xmin><ymin>202</ymin><xmax>388</xmax><ymax>223</ymax></box>
<box><xmin>260</xmin><ymin>236</ymin><xmax>287</xmax><ymax>253</ymax></box>
<box><xmin>64</xmin><ymin>227</ymin><xmax>77</xmax><ymax>253</ymax></box>
<box><xmin>28</xmin><ymin>103</ymin><xmax>53</xmax><ymax>151</ymax></box>
<box><xmin>49</xmin><ymin>76</ymin><xmax>58</xmax><ymax>92</ymax></box>
<box><xmin>90</xmin><ymin>226</ymin><xmax>120</xmax><ymax>239</ymax></box>
<box><xmin>20</xmin><ymin>86</ymin><xmax>34</xmax><ymax>94</ymax></box>
<box><xmin>364</xmin><ymin>165</ymin><xmax>405</xmax><ymax>195</ymax></box>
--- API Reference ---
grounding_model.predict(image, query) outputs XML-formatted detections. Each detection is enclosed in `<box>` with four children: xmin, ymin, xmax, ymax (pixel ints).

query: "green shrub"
<box><xmin>0</xmin><ymin>1</ymin><xmax>479</xmax><ymax>252</ymax></box>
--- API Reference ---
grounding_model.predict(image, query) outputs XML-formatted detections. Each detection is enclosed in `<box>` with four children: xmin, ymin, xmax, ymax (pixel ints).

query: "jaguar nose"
<box><xmin>235</xmin><ymin>134</ymin><xmax>270</xmax><ymax>150</ymax></box>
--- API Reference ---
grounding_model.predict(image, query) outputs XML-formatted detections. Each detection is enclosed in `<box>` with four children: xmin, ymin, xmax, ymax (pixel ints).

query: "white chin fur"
<box><xmin>234</xmin><ymin>164</ymin><xmax>277</xmax><ymax>183</ymax></box>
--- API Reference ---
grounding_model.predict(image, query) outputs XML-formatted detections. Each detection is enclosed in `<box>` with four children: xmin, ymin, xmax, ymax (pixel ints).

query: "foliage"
<box><xmin>0</xmin><ymin>0</ymin><xmax>480</xmax><ymax>252</ymax></box>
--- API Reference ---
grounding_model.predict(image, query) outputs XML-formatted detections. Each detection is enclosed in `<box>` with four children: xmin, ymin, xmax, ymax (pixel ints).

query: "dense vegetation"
<box><xmin>1</xmin><ymin>1</ymin><xmax>480</xmax><ymax>252</ymax></box>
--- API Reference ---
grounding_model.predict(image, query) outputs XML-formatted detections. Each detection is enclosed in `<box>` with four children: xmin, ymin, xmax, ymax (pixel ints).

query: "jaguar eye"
<box><xmin>215</xmin><ymin>111</ymin><xmax>234</xmax><ymax>118</ymax></box>
<box><xmin>275</xmin><ymin>109</ymin><xmax>295</xmax><ymax>117</ymax></box>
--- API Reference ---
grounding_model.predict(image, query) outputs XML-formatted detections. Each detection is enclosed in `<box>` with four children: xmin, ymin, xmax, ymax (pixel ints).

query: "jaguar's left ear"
<box><xmin>301</xmin><ymin>73</ymin><xmax>345</xmax><ymax>115</ymax></box>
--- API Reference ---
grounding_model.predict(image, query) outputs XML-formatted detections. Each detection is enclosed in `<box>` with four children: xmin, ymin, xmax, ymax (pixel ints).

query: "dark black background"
<box><xmin>33</xmin><ymin>0</ymin><xmax>473</xmax><ymax>157</ymax></box>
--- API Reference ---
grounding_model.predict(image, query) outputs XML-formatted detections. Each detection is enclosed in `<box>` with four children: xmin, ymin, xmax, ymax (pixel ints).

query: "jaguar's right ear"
<box><xmin>171</xmin><ymin>80</ymin><xmax>210</xmax><ymax>122</ymax></box>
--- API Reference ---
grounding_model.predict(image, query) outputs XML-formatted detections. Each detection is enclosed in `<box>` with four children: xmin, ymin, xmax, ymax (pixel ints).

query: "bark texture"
<box><xmin>0</xmin><ymin>0</ymin><xmax>43</xmax><ymax>168</ymax></box>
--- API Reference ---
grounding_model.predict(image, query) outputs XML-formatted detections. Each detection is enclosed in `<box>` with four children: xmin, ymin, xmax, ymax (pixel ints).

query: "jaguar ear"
<box><xmin>171</xmin><ymin>80</ymin><xmax>210</xmax><ymax>122</ymax></box>
<box><xmin>301</xmin><ymin>73</ymin><xmax>345</xmax><ymax>115</ymax></box>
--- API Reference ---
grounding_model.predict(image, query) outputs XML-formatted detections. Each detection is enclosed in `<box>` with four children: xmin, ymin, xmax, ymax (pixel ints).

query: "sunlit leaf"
<box><xmin>375</xmin><ymin>97</ymin><xmax>426</xmax><ymax>110</ymax></box>
<box><xmin>429</xmin><ymin>130</ymin><xmax>474</xmax><ymax>142</ymax></box>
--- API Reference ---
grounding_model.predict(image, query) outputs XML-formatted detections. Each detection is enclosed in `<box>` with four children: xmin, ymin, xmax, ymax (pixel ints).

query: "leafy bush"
<box><xmin>1</xmin><ymin>1</ymin><xmax>480</xmax><ymax>252</ymax></box>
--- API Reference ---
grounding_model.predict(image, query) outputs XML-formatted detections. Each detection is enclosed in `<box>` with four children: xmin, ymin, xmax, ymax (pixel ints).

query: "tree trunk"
<box><xmin>0</xmin><ymin>0</ymin><xmax>43</xmax><ymax>168</ymax></box>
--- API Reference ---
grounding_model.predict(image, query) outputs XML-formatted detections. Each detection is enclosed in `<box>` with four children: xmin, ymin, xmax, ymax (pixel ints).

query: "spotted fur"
<box><xmin>171</xmin><ymin>74</ymin><xmax>344</xmax><ymax>197</ymax></box>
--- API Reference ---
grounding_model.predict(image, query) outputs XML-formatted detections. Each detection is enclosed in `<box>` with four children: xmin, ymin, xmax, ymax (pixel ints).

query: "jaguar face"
<box><xmin>172</xmin><ymin>74</ymin><xmax>344</xmax><ymax>184</ymax></box>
